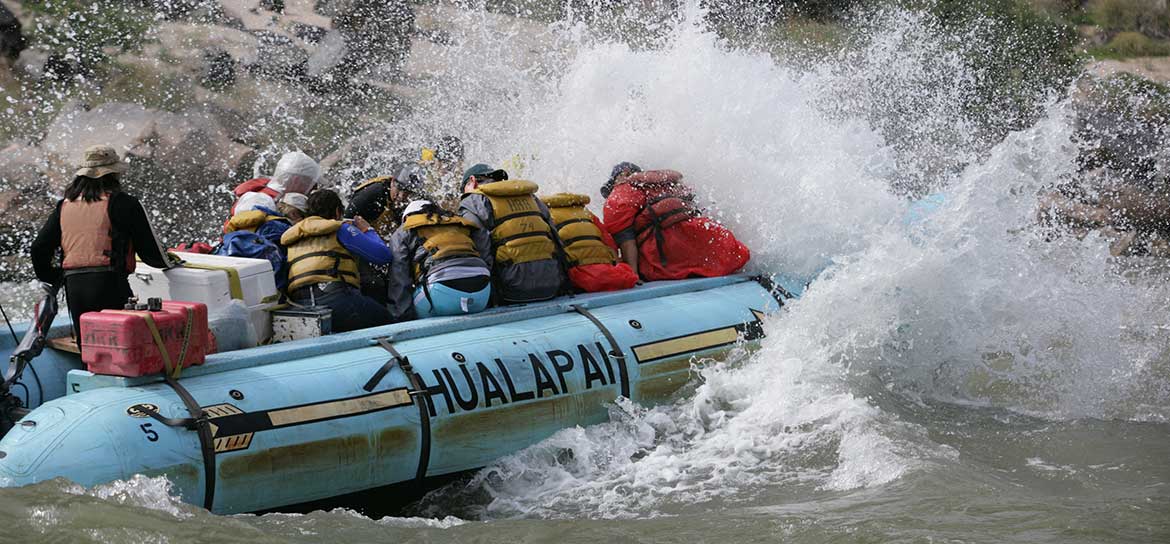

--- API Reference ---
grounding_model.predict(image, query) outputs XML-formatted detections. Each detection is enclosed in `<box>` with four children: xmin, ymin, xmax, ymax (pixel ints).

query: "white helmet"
<box><xmin>401</xmin><ymin>199</ymin><xmax>433</xmax><ymax>222</ymax></box>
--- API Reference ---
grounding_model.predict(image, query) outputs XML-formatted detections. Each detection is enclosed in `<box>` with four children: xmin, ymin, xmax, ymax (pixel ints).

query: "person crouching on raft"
<box><xmin>277</xmin><ymin>192</ymin><xmax>309</xmax><ymax>224</ymax></box>
<box><xmin>458</xmin><ymin>164</ymin><xmax>566</xmax><ymax>304</ymax></box>
<box><xmin>541</xmin><ymin>192</ymin><xmax>638</xmax><ymax>292</ymax></box>
<box><xmin>227</xmin><ymin>151</ymin><xmax>322</xmax><ymax>226</ymax></box>
<box><xmin>602</xmin><ymin>163</ymin><xmax>750</xmax><ymax>281</ymax></box>
<box><xmin>345</xmin><ymin>163</ymin><xmax>428</xmax><ymax>305</ymax></box>
<box><xmin>280</xmin><ymin>189</ymin><xmax>393</xmax><ymax>332</ymax></box>
<box><xmin>386</xmin><ymin>200</ymin><xmax>493</xmax><ymax>321</ymax></box>
<box><xmin>30</xmin><ymin>145</ymin><xmax>178</xmax><ymax>348</ymax></box>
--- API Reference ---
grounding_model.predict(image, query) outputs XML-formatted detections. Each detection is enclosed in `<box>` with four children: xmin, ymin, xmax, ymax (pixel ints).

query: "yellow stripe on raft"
<box><xmin>632</xmin><ymin>327</ymin><xmax>740</xmax><ymax>363</ymax></box>
<box><xmin>266</xmin><ymin>390</ymin><xmax>412</xmax><ymax>427</ymax></box>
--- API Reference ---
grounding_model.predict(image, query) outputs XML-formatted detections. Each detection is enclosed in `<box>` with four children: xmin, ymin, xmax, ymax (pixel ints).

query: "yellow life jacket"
<box><xmin>350</xmin><ymin>176</ymin><xmax>399</xmax><ymax>237</ymax></box>
<box><xmin>224</xmin><ymin>209</ymin><xmax>289</xmax><ymax>233</ymax></box>
<box><xmin>280</xmin><ymin>217</ymin><xmax>361</xmax><ymax>292</ymax></box>
<box><xmin>542</xmin><ymin>193</ymin><xmax>616</xmax><ymax>267</ymax></box>
<box><xmin>474</xmin><ymin>180</ymin><xmax>557</xmax><ymax>266</ymax></box>
<box><xmin>402</xmin><ymin>212</ymin><xmax>480</xmax><ymax>279</ymax></box>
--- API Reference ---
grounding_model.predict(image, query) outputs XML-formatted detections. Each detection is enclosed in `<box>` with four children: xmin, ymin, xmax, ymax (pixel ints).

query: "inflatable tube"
<box><xmin>0</xmin><ymin>275</ymin><xmax>787</xmax><ymax>514</ymax></box>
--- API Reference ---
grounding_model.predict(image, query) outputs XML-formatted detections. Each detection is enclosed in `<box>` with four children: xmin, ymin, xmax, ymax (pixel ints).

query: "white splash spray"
<box><xmin>399</xmin><ymin>2</ymin><xmax>1170</xmax><ymax>520</ymax></box>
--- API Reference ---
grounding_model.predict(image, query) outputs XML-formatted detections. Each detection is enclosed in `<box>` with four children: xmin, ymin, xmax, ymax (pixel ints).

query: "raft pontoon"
<box><xmin>0</xmin><ymin>274</ymin><xmax>793</xmax><ymax>514</ymax></box>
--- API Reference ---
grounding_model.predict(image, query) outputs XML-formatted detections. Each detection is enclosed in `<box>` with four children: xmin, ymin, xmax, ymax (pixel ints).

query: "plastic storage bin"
<box><xmin>129</xmin><ymin>252</ymin><xmax>278</xmax><ymax>346</ymax></box>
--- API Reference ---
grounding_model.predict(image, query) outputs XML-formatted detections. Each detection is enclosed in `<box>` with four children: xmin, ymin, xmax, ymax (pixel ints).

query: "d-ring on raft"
<box><xmin>0</xmin><ymin>274</ymin><xmax>795</xmax><ymax>514</ymax></box>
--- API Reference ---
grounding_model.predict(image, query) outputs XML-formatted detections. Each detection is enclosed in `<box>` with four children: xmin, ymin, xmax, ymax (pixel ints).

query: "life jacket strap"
<box><xmin>63</xmin><ymin>265</ymin><xmax>117</xmax><ymax>277</ymax></box>
<box><xmin>495</xmin><ymin>209</ymin><xmax>546</xmax><ymax>223</ymax></box>
<box><xmin>633</xmin><ymin>195</ymin><xmax>700</xmax><ymax>266</ymax></box>
<box><xmin>553</xmin><ymin>217</ymin><xmax>595</xmax><ymax>229</ymax></box>
<box><xmin>286</xmin><ymin>268</ymin><xmax>358</xmax><ymax>285</ymax></box>
<box><xmin>561</xmin><ymin>234</ymin><xmax>605</xmax><ymax>246</ymax></box>
<box><xmin>495</xmin><ymin>230</ymin><xmax>554</xmax><ymax>246</ymax></box>
<box><xmin>287</xmin><ymin>250</ymin><xmax>355</xmax><ymax>266</ymax></box>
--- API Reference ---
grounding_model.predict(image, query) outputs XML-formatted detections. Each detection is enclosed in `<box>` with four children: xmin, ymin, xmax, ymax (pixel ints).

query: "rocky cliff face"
<box><xmin>0</xmin><ymin>0</ymin><xmax>429</xmax><ymax>276</ymax></box>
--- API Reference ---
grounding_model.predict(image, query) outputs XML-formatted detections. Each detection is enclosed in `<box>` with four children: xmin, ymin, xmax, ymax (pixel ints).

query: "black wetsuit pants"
<box><xmin>65</xmin><ymin>271</ymin><xmax>132</xmax><ymax>350</ymax></box>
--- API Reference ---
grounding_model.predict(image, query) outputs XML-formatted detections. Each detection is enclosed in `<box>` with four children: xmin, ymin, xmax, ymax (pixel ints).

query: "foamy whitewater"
<box><xmin>2</xmin><ymin>2</ymin><xmax>1168</xmax><ymax>542</ymax></box>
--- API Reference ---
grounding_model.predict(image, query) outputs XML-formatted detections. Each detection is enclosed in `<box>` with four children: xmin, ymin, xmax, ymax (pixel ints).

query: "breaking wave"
<box><xmin>393</xmin><ymin>2</ymin><xmax>1170</xmax><ymax>520</ymax></box>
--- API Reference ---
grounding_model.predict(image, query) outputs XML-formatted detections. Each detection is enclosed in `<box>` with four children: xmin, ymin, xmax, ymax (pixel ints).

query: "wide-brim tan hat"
<box><xmin>74</xmin><ymin>144</ymin><xmax>129</xmax><ymax>179</ymax></box>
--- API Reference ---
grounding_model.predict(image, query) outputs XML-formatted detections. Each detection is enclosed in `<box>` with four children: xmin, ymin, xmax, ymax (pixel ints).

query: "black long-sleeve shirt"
<box><xmin>31</xmin><ymin>192</ymin><xmax>172</xmax><ymax>286</ymax></box>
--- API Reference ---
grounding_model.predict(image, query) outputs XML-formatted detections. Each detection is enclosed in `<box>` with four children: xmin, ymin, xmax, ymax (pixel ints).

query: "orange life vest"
<box><xmin>60</xmin><ymin>194</ymin><xmax>135</xmax><ymax>275</ymax></box>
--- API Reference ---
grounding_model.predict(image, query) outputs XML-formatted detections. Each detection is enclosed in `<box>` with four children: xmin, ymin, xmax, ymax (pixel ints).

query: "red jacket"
<box><xmin>225</xmin><ymin>177</ymin><xmax>278</xmax><ymax>231</ymax></box>
<box><xmin>603</xmin><ymin>170</ymin><xmax>749</xmax><ymax>281</ymax></box>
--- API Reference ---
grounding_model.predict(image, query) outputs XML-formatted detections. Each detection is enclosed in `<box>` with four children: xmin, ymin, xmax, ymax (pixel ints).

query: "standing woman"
<box><xmin>30</xmin><ymin>145</ymin><xmax>176</xmax><ymax>344</ymax></box>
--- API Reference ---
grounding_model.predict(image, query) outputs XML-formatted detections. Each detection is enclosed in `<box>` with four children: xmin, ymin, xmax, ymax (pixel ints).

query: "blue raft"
<box><xmin>0</xmin><ymin>275</ymin><xmax>793</xmax><ymax>514</ymax></box>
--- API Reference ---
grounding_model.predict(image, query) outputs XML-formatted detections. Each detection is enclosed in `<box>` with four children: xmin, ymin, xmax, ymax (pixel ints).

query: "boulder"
<box><xmin>219</xmin><ymin>0</ymin><xmax>285</xmax><ymax>34</ymax></box>
<box><xmin>0</xmin><ymin>2</ymin><xmax>24</xmax><ymax>60</ymax></box>
<box><xmin>1073</xmin><ymin>75</ymin><xmax>1170</xmax><ymax>181</ymax></box>
<box><xmin>247</xmin><ymin>30</ymin><xmax>308</xmax><ymax>80</ymax></box>
<box><xmin>12</xmin><ymin>45</ymin><xmax>80</xmax><ymax>83</ymax></box>
<box><xmin>304</xmin><ymin>29</ymin><xmax>348</xmax><ymax>91</ymax></box>
<box><xmin>155</xmin><ymin>22</ymin><xmax>261</xmax><ymax>68</ymax></box>
<box><xmin>39</xmin><ymin>103</ymin><xmax>255</xmax><ymax>192</ymax></box>
<box><xmin>0</xmin><ymin>143</ymin><xmax>54</xmax><ymax>237</ymax></box>
<box><xmin>136</xmin><ymin>0</ymin><xmax>204</xmax><ymax>20</ymax></box>
<box><xmin>331</xmin><ymin>0</ymin><xmax>414</xmax><ymax>75</ymax></box>
<box><xmin>292</xmin><ymin>22</ymin><xmax>327</xmax><ymax>43</ymax></box>
<box><xmin>201</xmin><ymin>47</ymin><xmax>236</xmax><ymax>89</ymax></box>
<box><xmin>0</xmin><ymin>142</ymin><xmax>46</xmax><ymax>191</ymax></box>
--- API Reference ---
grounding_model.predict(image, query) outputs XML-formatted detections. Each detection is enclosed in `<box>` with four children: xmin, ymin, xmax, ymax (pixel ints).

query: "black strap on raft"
<box><xmin>368</xmin><ymin>337</ymin><xmax>431</xmax><ymax>486</ymax></box>
<box><xmin>751</xmin><ymin>275</ymin><xmax>793</xmax><ymax>307</ymax></box>
<box><xmin>571</xmin><ymin>305</ymin><xmax>630</xmax><ymax>399</ymax></box>
<box><xmin>363</xmin><ymin>338</ymin><xmax>406</xmax><ymax>392</ymax></box>
<box><xmin>136</xmin><ymin>376</ymin><xmax>216</xmax><ymax>511</ymax></box>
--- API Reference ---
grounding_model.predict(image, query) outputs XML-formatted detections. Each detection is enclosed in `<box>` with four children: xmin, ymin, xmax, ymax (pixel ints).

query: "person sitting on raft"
<box><xmin>277</xmin><ymin>192</ymin><xmax>309</xmax><ymax>224</ymax></box>
<box><xmin>281</xmin><ymin>189</ymin><xmax>393</xmax><ymax>332</ymax></box>
<box><xmin>30</xmin><ymin>145</ymin><xmax>178</xmax><ymax>349</ymax></box>
<box><xmin>220</xmin><ymin>199</ymin><xmax>295</xmax><ymax>289</ymax></box>
<box><xmin>227</xmin><ymin>151</ymin><xmax>321</xmax><ymax>226</ymax></box>
<box><xmin>542</xmin><ymin>192</ymin><xmax>638</xmax><ymax>292</ymax></box>
<box><xmin>602</xmin><ymin>163</ymin><xmax>750</xmax><ymax>281</ymax></box>
<box><xmin>386</xmin><ymin>200</ymin><xmax>493</xmax><ymax>321</ymax></box>
<box><xmin>345</xmin><ymin>163</ymin><xmax>427</xmax><ymax>305</ymax></box>
<box><xmin>458</xmin><ymin>164</ymin><xmax>566</xmax><ymax>304</ymax></box>
<box><xmin>223</xmin><ymin>202</ymin><xmax>292</xmax><ymax>247</ymax></box>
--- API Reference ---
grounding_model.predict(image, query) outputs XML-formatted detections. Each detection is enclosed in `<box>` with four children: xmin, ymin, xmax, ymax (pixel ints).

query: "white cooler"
<box><xmin>129</xmin><ymin>252</ymin><xmax>279</xmax><ymax>345</ymax></box>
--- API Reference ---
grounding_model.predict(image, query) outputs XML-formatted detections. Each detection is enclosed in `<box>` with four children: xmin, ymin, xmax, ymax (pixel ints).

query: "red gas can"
<box><xmin>81</xmin><ymin>301</ymin><xmax>210</xmax><ymax>377</ymax></box>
